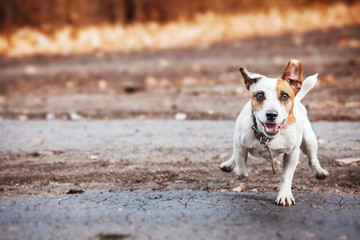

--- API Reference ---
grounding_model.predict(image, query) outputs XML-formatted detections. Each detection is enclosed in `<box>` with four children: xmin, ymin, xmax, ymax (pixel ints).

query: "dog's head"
<box><xmin>240</xmin><ymin>59</ymin><xmax>303</xmax><ymax>138</ymax></box>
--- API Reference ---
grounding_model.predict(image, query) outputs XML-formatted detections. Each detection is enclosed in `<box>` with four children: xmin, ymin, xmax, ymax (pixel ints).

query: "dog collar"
<box><xmin>251</xmin><ymin>111</ymin><xmax>273</xmax><ymax>145</ymax></box>
<box><xmin>251</xmin><ymin>111</ymin><xmax>276</xmax><ymax>175</ymax></box>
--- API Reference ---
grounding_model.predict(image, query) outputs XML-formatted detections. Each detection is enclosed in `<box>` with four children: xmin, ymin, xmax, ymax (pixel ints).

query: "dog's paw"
<box><xmin>234</xmin><ymin>166</ymin><xmax>249</xmax><ymax>179</ymax></box>
<box><xmin>219</xmin><ymin>164</ymin><xmax>233</xmax><ymax>173</ymax></box>
<box><xmin>219</xmin><ymin>159</ymin><xmax>235</xmax><ymax>173</ymax></box>
<box><xmin>276</xmin><ymin>192</ymin><xmax>295</xmax><ymax>206</ymax></box>
<box><xmin>315</xmin><ymin>168</ymin><xmax>329</xmax><ymax>180</ymax></box>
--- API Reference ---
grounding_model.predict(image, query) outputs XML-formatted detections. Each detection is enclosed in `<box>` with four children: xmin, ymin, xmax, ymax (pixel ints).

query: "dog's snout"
<box><xmin>266</xmin><ymin>110</ymin><xmax>278</xmax><ymax>121</ymax></box>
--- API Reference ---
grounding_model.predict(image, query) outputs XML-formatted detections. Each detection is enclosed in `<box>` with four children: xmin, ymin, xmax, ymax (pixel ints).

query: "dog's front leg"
<box><xmin>220</xmin><ymin>144</ymin><xmax>249</xmax><ymax>178</ymax></box>
<box><xmin>276</xmin><ymin>148</ymin><xmax>300</xmax><ymax>206</ymax></box>
<box><xmin>233</xmin><ymin>145</ymin><xmax>249</xmax><ymax>179</ymax></box>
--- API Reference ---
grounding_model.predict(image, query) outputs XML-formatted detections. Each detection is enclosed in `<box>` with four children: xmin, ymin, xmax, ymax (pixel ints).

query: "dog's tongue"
<box><xmin>264</xmin><ymin>123</ymin><xmax>281</xmax><ymax>134</ymax></box>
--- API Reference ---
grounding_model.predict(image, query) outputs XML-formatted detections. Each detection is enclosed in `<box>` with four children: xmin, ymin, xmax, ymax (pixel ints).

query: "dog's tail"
<box><xmin>296</xmin><ymin>73</ymin><xmax>318</xmax><ymax>101</ymax></box>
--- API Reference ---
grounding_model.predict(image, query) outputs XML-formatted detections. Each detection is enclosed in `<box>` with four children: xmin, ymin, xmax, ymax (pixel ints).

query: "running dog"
<box><xmin>220</xmin><ymin>59</ymin><xmax>329</xmax><ymax>206</ymax></box>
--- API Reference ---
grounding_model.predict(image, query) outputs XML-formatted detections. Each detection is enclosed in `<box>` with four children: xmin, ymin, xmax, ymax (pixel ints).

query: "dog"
<box><xmin>220</xmin><ymin>59</ymin><xmax>329</xmax><ymax>206</ymax></box>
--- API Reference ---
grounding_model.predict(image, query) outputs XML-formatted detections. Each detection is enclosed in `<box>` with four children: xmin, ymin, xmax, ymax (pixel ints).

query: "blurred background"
<box><xmin>0</xmin><ymin>0</ymin><xmax>359</xmax><ymax>121</ymax></box>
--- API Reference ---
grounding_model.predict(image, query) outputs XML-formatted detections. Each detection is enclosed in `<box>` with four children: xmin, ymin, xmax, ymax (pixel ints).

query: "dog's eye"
<box><xmin>255</xmin><ymin>92</ymin><xmax>265</xmax><ymax>101</ymax></box>
<box><xmin>280</xmin><ymin>92</ymin><xmax>289</xmax><ymax>101</ymax></box>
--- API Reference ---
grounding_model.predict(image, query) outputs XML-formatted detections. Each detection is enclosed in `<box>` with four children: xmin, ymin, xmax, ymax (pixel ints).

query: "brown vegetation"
<box><xmin>0</xmin><ymin>1</ymin><xmax>359</xmax><ymax>57</ymax></box>
<box><xmin>0</xmin><ymin>0</ymin><xmax>356</xmax><ymax>31</ymax></box>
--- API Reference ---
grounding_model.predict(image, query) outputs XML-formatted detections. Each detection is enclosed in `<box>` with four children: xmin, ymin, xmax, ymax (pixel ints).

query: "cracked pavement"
<box><xmin>0</xmin><ymin>120</ymin><xmax>360</xmax><ymax>239</ymax></box>
<box><xmin>1</xmin><ymin>191</ymin><xmax>360</xmax><ymax>240</ymax></box>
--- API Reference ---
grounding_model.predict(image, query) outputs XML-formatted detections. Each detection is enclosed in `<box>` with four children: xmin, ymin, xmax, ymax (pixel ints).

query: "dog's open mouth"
<box><xmin>260</xmin><ymin>120</ymin><xmax>285</xmax><ymax>136</ymax></box>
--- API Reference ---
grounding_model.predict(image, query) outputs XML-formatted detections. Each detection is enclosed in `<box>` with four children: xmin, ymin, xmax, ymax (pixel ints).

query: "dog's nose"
<box><xmin>266</xmin><ymin>110</ymin><xmax>278</xmax><ymax>121</ymax></box>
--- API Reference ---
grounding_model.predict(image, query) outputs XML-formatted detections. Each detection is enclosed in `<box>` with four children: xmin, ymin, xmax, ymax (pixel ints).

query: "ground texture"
<box><xmin>1</xmin><ymin>26</ymin><xmax>360</xmax><ymax>239</ymax></box>
<box><xmin>0</xmin><ymin>120</ymin><xmax>359</xmax><ymax>239</ymax></box>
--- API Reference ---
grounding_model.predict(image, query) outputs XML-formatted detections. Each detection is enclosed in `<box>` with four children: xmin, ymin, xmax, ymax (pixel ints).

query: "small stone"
<box><xmin>174</xmin><ymin>112</ymin><xmax>187</xmax><ymax>121</ymax></box>
<box><xmin>89</xmin><ymin>155</ymin><xmax>98</xmax><ymax>160</ymax></box>
<box><xmin>46</xmin><ymin>113</ymin><xmax>55</xmax><ymax>120</ymax></box>
<box><xmin>69</xmin><ymin>112</ymin><xmax>82</xmax><ymax>120</ymax></box>
<box><xmin>145</xmin><ymin>76</ymin><xmax>157</xmax><ymax>86</ymax></box>
<box><xmin>18</xmin><ymin>115</ymin><xmax>28</xmax><ymax>121</ymax></box>
<box><xmin>37</xmin><ymin>150</ymin><xmax>54</xmax><ymax>157</ymax></box>
<box><xmin>335</xmin><ymin>157</ymin><xmax>360</xmax><ymax>166</ymax></box>
<box><xmin>207</xmin><ymin>109</ymin><xmax>214</xmax><ymax>115</ymax></box>
<box><xmin>232</xmin><ymin>184</ymin><xmax>245</xmax><ymax>192</ymax></box>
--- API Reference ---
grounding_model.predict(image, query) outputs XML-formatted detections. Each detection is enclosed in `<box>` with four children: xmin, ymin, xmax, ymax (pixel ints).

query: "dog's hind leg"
<box><xmin>301</xmin><ymin>119</ymin><xmax>329</xmax><ymax>179</ymax></box>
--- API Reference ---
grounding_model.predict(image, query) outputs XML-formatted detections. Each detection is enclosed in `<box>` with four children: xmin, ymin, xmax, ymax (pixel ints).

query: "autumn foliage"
<box><xmin>0</xmin><ymin>0</ymin><xmax>359</xmax><ymax>56</ymax></box>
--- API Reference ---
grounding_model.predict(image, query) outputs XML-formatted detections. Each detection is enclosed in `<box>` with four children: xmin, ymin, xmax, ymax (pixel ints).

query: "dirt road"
<box><xmin>0</xmin><ymin>120</ymin><xmax>359</xmax><ymax>197</ymax></box>
<box><xmin>1</xmin><ymin>25</ymin><xmax>360</xmax><ymax>239</ymax></box>
<box><xmin>1</xmin><ymin>26</ymin><xmax>360</xmax><ymax>121</ymax></box>
<box><xmin>0</xmin><ymin>120</ymin><xmax>359</xmax><ymax>239</ymax></box>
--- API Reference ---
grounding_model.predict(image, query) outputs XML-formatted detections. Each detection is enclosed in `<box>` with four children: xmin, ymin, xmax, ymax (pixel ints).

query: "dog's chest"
<box><xmin>248</xmin><ymin>145</ymin><xmax>290</xmax><ymax>159</ymax></box>
<box><xmin>246</xmin><ymin>137</ymin><xmax>295</xmax><ymax>159</ymax></box>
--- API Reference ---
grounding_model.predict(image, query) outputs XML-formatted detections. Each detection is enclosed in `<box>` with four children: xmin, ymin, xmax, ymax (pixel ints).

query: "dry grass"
<box><xmin>0</xmin><ymin>2</ymin><xmax>359</xmax><ymax>57</ymax></box>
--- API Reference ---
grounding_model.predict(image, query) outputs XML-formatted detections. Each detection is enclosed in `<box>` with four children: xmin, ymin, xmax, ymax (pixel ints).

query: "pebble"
<box><xmin>89</xmin><ymin>155</ymin><xmax>98</xmax><ymax>160</ymax></box>
<box><xmin>232</xmin><ymin>184</ymin><xmax>246</xmax><ymax>192</ymax></box>
<box><xmin>46</xmin><ymin>113</ymin><xmax>55</xmax><ymax>120</ymax></box>
<box><xmin>174</xmin><ymin>112</ymin><xmax>187</xmax><ymax>121</ymax></box>
<box><xmin>69</xmin><ymin>112</ymin><xmax>83</xmax><ymax>120</ymax></box>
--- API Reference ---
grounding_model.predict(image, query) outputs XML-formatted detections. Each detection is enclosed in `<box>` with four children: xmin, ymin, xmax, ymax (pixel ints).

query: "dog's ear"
<box><xmin>282</xmin><ymin>59</ymin><xmax>303</xmax><ymax>94</ymax></box>
<box><xmin>240</xmin><ymin>67</ymin><xmax>261</xmax><ymax>90</ymax></box>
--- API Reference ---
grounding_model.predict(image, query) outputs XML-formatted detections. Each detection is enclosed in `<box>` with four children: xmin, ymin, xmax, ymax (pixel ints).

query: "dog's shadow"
<box><xmin>218</xmin><ymin>191</ymin><xmax>303</xmax><ymax>210</ymax></box>
<box><xmin>237</xmin><ymin>192</ymin><xmax>276</xmax><ymax>205</ymax></box>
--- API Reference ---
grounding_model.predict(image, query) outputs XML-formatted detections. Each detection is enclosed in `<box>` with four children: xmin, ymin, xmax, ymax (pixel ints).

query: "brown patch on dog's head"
<box><xmin>282</xmin><ymin>59</ymin><xmax>303</xmax><ymax>95</ymax></box>
<box><xmin>276</xmin><ymin>79</ymin><xmax>295</xmax><ymax>113</ymax></box>
<box><xmin>251</xmin><ymin>91</ymin><xmax>265</xmax><ymax>112</ymax></box>
<box><xmin>277</xmin><ymin>79</ymin><xmax>296</xmax><ymax>128</ymax></box>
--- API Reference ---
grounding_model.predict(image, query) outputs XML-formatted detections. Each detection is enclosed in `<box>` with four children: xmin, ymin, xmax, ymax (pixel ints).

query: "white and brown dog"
<box><xmin>220</xmin><ymin>59</ymin><xmax>329</xmax><ymax>206</ymax></box>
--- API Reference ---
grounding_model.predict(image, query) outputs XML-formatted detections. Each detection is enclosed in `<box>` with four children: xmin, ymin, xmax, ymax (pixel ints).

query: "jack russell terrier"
<box><xmin>220</xmin><ymin>59</ymin><xmax>329</xmax><ymax>206</ymax></box>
